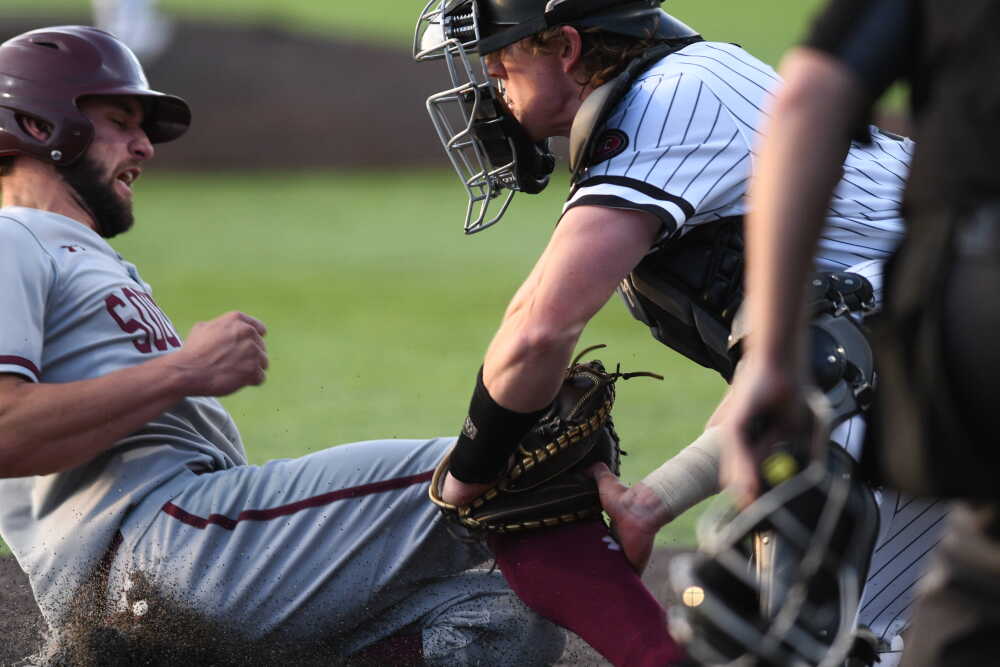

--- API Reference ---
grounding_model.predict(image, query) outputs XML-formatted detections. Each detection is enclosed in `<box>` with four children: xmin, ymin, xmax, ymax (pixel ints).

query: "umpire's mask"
<box><xmin>668</xmin><ymin>436</ymin><xmax>881</xmax><ymax>667</ymax></box>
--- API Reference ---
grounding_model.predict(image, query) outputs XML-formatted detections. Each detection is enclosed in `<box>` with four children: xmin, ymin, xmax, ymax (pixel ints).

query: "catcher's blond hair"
<box><xmin>487</xmin><ymin>27</ymin><xmax>667</xmax><ymax>89</ymax></box>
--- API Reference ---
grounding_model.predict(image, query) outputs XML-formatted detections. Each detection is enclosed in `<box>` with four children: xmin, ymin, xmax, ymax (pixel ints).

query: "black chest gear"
<box><xmin>623</xmin><ymin>230</ymin><xmax>879</xmax><ymax>430</ymax></box>
<box><xmin>618</xmin><ymin>218</ymin><xmax>746</xmax><ymax>381</ymax></box>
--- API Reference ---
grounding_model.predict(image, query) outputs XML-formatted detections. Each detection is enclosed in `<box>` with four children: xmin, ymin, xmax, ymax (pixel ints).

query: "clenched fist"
<box><xmin>171</xmin><ymin>311</ymin><xmax>269</xmax><ymax>397</ymax></box>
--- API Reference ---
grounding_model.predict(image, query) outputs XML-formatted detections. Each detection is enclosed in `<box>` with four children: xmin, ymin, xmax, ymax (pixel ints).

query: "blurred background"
<box><xmin>0</xmin><ymin>0</ymin><xmax>892</xmax><ymax>553</ymax></box>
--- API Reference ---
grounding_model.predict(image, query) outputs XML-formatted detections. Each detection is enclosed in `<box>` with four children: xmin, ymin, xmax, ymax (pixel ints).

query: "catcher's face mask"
<box><xmin>667</xmin><ymin>442</ymin><xmax>880</xmax><ymax>667</ymax></box>
<box><xmin>413</xmin><ymin>0</ymin><xmax>556</xmax><ymax>235</ymax></box>
<box><xmin>414</xmin><ymin>0</ymin><xmax>698</xmax><ymax>234</ymax></box>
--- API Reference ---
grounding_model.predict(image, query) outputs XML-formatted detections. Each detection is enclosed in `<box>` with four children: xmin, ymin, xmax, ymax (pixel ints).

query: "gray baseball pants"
<box><xmin>106</xmin><ymin>437</ymin><xmax>565</xmax><ymax>666</ymax></box>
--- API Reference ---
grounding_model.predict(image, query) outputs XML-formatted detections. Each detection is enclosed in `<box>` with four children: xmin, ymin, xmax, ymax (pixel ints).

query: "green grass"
<box><xmin>0</xmin><ymin>168</ymin><xmax>727</xmax><ymax>556</ymax></box>
<box><xmin>127</xmin><ymin>168</ymin><xmax>727</xmax><ymax>544</ymax></box>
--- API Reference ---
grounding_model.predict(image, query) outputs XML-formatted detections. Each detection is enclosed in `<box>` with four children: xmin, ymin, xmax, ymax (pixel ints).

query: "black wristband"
<box><xmin>449</xmin><ymin>368</ymin><xmax>551</xmax><ymax>483</ymax></box>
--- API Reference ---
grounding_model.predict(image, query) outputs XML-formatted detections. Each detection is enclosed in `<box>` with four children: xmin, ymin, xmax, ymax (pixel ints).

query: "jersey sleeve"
<box><xmin>563</xmin><ymin>71</ymin><xmax>751</xmax><ymax>239</ymax></box>
<box><xmin>0</xmin><ymin>218</ymin><xmax>56</xmax><ymax>382</ymax></box>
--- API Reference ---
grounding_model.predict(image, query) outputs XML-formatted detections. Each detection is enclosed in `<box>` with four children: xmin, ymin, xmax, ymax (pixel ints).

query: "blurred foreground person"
<box><xmin>722</xmin><ymin>1</ymin><xmax>1000</xmax><ymax>666</ymax></box>
<box><xmin>413</xmin><ymin>1</ymin><xmax>942</xmax><ymax>665</ymax></box>
<box><xmin>0</xmin><ymin>26</ymin><xmax>563</xmax><ymax>666</ymax></box>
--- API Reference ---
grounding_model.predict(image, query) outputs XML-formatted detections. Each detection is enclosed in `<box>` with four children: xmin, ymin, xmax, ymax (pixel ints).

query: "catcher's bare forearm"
<box><xmin>482</xmin><ymin>206</ymin><xmax>661</xmax><ymax>413</ymax></box>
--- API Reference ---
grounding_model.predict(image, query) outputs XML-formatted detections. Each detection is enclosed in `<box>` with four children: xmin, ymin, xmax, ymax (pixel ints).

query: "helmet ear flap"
<box><xmin>0</xmin><ymin>106</ymin><xmax>93</xmax><ymax>165</ymax></box>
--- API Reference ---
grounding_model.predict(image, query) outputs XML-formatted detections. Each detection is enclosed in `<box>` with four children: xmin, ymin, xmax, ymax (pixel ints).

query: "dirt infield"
<box><xmin>0</xmin><ymin>556</ymin><xmax>45</xmax><ymax>665</ymax></box>
<box><xmin>0</xmin><ymin>548</ymin><xmax>683</xmax><ymax>666</ymax></box>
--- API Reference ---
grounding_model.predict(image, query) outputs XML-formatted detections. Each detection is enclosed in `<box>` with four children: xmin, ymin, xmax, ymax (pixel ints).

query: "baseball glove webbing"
<box><xmin>429</xmin><ymin>345</ymin><xmax>662</xmax><ymax>535</ymax></box>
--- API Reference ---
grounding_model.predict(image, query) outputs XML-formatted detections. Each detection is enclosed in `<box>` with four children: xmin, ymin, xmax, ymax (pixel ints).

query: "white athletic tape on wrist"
<box><xmin>641</xmin><ymin>426</ymin><xmax>723</xmax><ymax>520</ymax></box>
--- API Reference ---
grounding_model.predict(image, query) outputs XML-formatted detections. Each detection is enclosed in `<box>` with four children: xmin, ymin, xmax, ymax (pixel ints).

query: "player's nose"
<box><xmin>130</xmin><ymin>129</ymin><xmax>155</xmax><ymax>161</ymax></box>
<box><xmin>485</xmin><ymin>56</ymin><xmax>506</xmax><ymax>80</ymax></box>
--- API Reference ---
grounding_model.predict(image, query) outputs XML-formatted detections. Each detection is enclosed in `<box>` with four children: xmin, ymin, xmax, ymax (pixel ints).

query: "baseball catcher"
<box><xmin>413</xmin><ymin>0</ymin><xmax>945</xmax><ymax>664</ymax></box>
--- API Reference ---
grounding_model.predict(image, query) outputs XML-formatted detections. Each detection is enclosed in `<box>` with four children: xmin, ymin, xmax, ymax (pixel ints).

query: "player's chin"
<box><xmin>98</xmin><ymin>199</ymin><xmax>136</xmax><ymax>238</ymax></box>
<box><xmin>520</xmin><ymin>119</ymin><xmax>549</xmax><ymax>143</ymax></box>
<box><xmin>519</xmin><ymin>113</ymin><xmax>558</xmax><ymax>142</ymax></box>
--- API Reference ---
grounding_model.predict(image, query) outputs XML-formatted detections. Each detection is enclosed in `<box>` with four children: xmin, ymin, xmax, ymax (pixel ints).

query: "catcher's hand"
<box><xmin>429</xmin><ymin>346</ymin><xmax>661</xmax><ymax>535</ymax></box>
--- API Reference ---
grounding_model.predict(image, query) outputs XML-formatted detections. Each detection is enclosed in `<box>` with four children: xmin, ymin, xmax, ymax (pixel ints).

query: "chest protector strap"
<box><xmin>568</xmin><ymin>37</ymin><xmax>703</xmax><ymax>181</ymax></box>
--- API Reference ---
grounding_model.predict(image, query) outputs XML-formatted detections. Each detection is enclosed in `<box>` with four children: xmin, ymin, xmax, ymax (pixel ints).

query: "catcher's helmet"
<box><xmin>668</xmin><ymin>443</ymin><xmax>880</xmax><ymax>667</ymax></box>
<box><xmin>0</xmin><ymin>25</ymin><xmax>190</xmax><ymax>166</ymax></box>
<box><xmin>413</xmin><ymin>0</ymin><xmax>698</xmax><ymax>234</ymax></box>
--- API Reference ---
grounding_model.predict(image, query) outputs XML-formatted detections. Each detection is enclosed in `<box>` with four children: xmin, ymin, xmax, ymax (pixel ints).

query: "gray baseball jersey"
<box><xmin>563</xmin><ymin>42</ymin><xmax>944</xmax><ymax>659</ymax></box>
<box><xmin>0</xmin><ymin>206</ymin><xmax>245</xmax><ymax>628</ymax></box>
<box><xmin>0</xmin><ymin>206</ymin><xmax>563</xmax><ymax>665</ymax></box>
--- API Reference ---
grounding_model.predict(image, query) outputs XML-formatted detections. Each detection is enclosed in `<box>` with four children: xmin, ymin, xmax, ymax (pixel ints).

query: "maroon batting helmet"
<box><xmin>0</xmin><ymin>25</ymin><xmax>190</xmax><ymax>166</ymax></box>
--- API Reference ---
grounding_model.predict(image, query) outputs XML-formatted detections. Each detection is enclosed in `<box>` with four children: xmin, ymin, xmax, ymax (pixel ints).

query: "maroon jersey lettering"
<box><xmin>105</xmin><ymin>293</ymin><xmax>152</xmax><ymax>353</ymax></box>
<box><xmin>137</xmin><ymin>291</ymin><xmax>181</xmax><ymax>348</ymax></box>
<box><xmin>105</xmin><ymin>288</ymin><xmax>181</xmax><ymax>354</ymax></box>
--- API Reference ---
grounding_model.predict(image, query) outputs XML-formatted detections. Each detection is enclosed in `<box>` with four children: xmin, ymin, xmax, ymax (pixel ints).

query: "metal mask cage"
<box><xmin>414</xmin><ymin>0</ymin><xmax>520</xmax><ymax>234</ymax></box>
<box><xmin>668</xmin><ymin>459</ymin><xmax>862</xmax><ymax>667</ymax></box>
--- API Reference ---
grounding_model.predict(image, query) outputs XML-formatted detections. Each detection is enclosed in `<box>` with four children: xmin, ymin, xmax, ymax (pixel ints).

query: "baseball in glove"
<box><xmin>429</xmin><ymin>345</ymin><xmax>662</xmax><ymax>534</ymax></box>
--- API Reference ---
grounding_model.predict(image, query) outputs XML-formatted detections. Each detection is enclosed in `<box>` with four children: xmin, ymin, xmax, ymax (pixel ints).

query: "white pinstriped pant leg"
<box><xmin>858</xmin><ymin>490</ymin><xmax>948</xmax><ymax>663</ymax></box>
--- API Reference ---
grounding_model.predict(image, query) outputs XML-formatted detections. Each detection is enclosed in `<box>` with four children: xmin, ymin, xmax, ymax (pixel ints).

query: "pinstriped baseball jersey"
<box><xmin>563</xmin><ymin>41</ymin><xmax>910</xmax><ymax>271</ymax></box>
<box><xmin>0</xmin><ymin>206</ymin><xmax>246</xmax><ymax>628</ymax></box>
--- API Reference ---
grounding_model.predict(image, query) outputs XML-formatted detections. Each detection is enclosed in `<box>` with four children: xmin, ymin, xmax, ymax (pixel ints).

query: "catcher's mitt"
<box><xmin>429</xmin><ymin>345</ymin><xmax>661</xmax><ymax>534</ymax></box>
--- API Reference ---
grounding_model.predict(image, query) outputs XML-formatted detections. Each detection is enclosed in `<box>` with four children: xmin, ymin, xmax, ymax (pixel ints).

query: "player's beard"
<box><xmin>57</xmin><ymin>155</ymin><xmax>135</xmax><ymax>238</ymax></box>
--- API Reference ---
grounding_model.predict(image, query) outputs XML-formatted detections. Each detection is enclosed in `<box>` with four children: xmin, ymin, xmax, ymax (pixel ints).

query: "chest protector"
<box><xmin>618</xmin><ymin>220</ymin><xmax>745</xmax><ymax>380</ymax></box>
<box><xmin>570</xmin><ymin>39</ymin><xmax>745</xmax><ymax>380</ymax></box>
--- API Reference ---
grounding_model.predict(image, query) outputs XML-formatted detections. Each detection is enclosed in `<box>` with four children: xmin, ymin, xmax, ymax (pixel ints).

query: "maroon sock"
<box><xmin>489</xmin><ymin>519</ymin><xmax>687</xmax><ymax>667</ymax></box>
